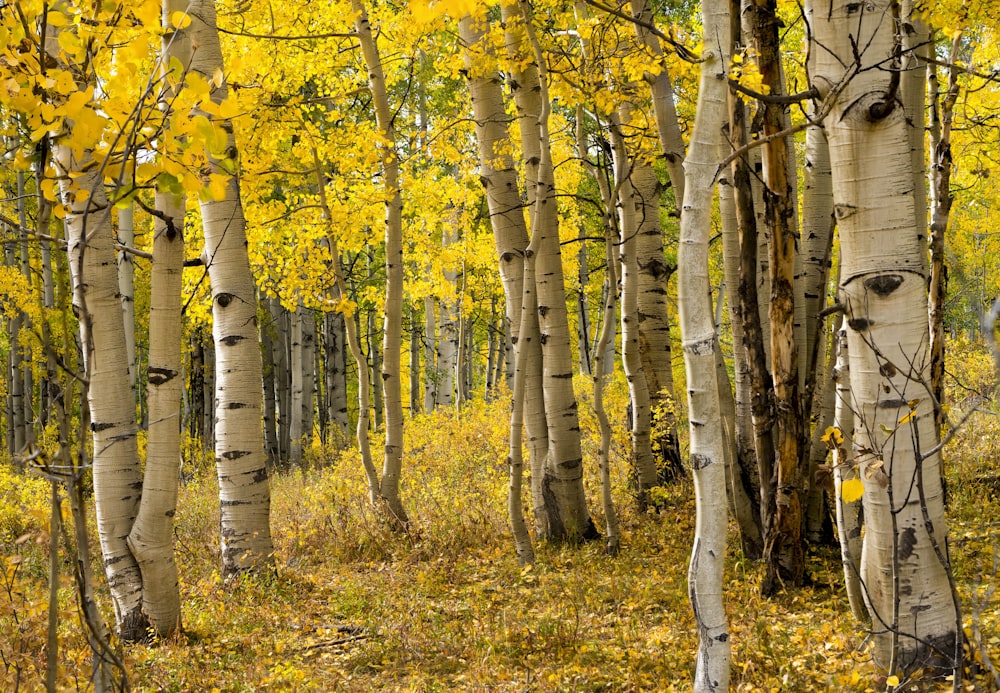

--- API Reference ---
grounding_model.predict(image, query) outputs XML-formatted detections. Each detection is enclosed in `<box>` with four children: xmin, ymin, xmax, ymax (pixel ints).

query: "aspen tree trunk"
<box><xmin>831</xmin><ymin>323</ymin><xmax>868</xmax><ymax>624</ymax></box>
<box><xmin>928</xmin><ymin>32</ymin><xmax>961</xmax><ymax>433</ymax></box>
<box><xmin>437</xmin><ymin>226</ymin><xmax>459</xmax><ymax>408</ymax></box>
<box><xmin>746</xmin><ymin>0</ymin><xmax>805</xmax><ymax>593</ymax></box>
<box><xmin>15</xmin><ymin>173</ymin><xmax>35</xmax><ymax>446</ymax></box>
<box><xmin>367</xmin><ymin>289</ymin><xmax>384</xmax><ymax>429</ymax></box>
<box><xmin>423</xmin><ymin>297</ymin><xmax>437</xmax><ymax>412</ymax></box>
<box><xmin>117</xmin><ymin>202</ymin><xmax>137</xmax><ymax>392</ymax></box>
<box><xmin>631</xmin><ymin>160</ymin><xmax>684</xmax><ymax>482</ymax></box>
<box><xmin>313</xmin><ymin>153</ymin><xmax>380</xmax><ymax>504</ymax></box>
<box><xmin>123</xmin><ymin>1</ymin><xmax>190</xmax><ymax>632</ymax></box>
<box><xmin>727</xmin><ymin>50</ymin><xmax>777</xmax><ymax>543</ymax></box>
<box><xmin>353</xmin><ymin>0</ymin><xmax>407</xmax><ymax>524</ymax></box>
<box><xmin>609</xmin><ymin>114</ymin><xmax>659</xmax><ymax>505</ymax></box>
<box><xmin>325</xmin><ymin>311</ymin><xmax>349</xmax><ymax>440</ymax></box>
<box><xmin>460</xmin><ymin>13</ymin><xmax>547</xmax><ymax>541</ymax></box>
<box><xmin>577</xmin><ymin>241</ymin><xmax>592</xmax><ymax>377</ymax></box>
<box><xmin>593</xmin><ymin>231</ymin><xmax>622</xmax><ymax>554</ymax></box>
<box><xmin>45</xmin><ymin>11</ymin><xmax>147</xmax><ymax>635</ymax></box>
<box><xmin>261</xmin><ymin>316</ymin><xmax>280</xmax><ymax>464</ymax></box>
<box><xmin>302</xmin><ymin>314</ymin><xmax>315</xmax><ymax>447</ymax></box>
<box><xmin>55</xmin><ymin>160</ymin><xmax>146</xmax><ymax>638</ymax></box>
<box><xmin>268</xmin><ymin>299</ymin><xmax>291</xmax><ymax>461</ymax></box>
<box><xmin>126</xmin><ymin>190</ymin><xmax>184</xmax><ymax>637</ymax></box>
<box><xmin>510</xmin><ymin>0</ymin><xmax>595</xmax><ymax>540</ymax></box>
<box><xmin>719</xmin><ymin>159</ymin><xmax>764</xmax><ymax>558</ymax></box>
<box><xmin>801</xmin><ymin>124</ymin><xmax>834</xmax><ymax>401</ymax></box>
<box><xmin>189</xmin><ymin>0</ymin><xmax>273</xmax><ymax>574</ymax></box>
<box><xmin>678</xmin><ymin>0</ymin><xmax>731</xmax><ymax>684</ymax></box>
<box><xmin>629</xmin><ymin>0</ymin><xmax>686</xmax><ymax>212</ymax></box>
<box><xmin>809</xmin><ymin>0</ymin><xmax>961</xmax><ymax>676</ymax></box>
<box><xmin>409</xmin><ymin>306</ymin><xmax>422</xmax><ymax>414</ymax></box>
<box><xmin>289</xmin><ymin>307</ymin><xmax>305</xmax><ymax>466</ymax></box>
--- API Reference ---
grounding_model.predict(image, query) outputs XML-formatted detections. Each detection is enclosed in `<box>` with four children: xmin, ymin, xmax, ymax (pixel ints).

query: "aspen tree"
<box><xmin>353</xmin><ymin>0</ymin><xmax>408</xmax><ymax>524</ymax></box>
<box><xmin>809</xmin><ymin>0</ymin><xmax>961</xmax><ymax>676</ymax></box>
<box><xmin>504</xmin><ymin>0</ymin><xmax>596</xmax><ymax>540</ymax></box>
<box><xmin>188</xmin><ymin>0</ymin><xmax>274</xmax><ymax>574</ymax></box>
<box><xmin>44</xmin><ymin>3</ymin><xmax>148</xmax><ymax>639</ymax></box>
<box><xmin>677</xmin><ymin>0</ymin><xmax>731</xmax><ymax>684</ymax></box>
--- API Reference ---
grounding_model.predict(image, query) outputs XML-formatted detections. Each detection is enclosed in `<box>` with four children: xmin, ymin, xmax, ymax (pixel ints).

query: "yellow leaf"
<box><xmin>821</xmin><ymin>426</ymin><xmax>844</xmax><ymax>446</ymax></box>
<box><xmin>841</xmin><ymin>477</ymin><xmax>865</xmax><ymax>504</ymax></box>
<box><xmin>886</xmin><ymin>675</ymin><xmax>900</xmax><ymax>686</ymax></box>
<box><xmin>898</xmin><ymin>410</ymin><xmax>915</xmax><ymax>425</ymax></box>
<box><xmin>170</xmin><ymin>11</ymin><xmax>192</xmax><ymax>29</ymax></box>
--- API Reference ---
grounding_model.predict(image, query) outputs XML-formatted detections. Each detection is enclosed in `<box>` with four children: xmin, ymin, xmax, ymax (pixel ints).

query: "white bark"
<box><xmin>809</xmin><ymin>0</ymin><xmax>960</xmax><ymax>675</ymax></box>
<box><xmin>460</xmin><ymin>13</ymin><xmax>540</xmax><ymax>554</ymax></box>
<box><xmin>677</xmin><ymin>0</ymin><xmax>731</xmax><ymax>685</ymax></box>
<box><xmin>56</xmin><ymin>160</ymin><xmax>145</xmax><ymax>637</ymax></box>
<box><xmin>126</xmin><ymin>190</ymin><xmax>184</xmax><ymax>637</ymax></box>
<box><xmin>509</xmin><ymin>0</ymin><xmax>595</xmax><ymax>540</ymax></box>
<box><xmin>117</xmin><ymin>202</ymin><xmax>137</xmax><ymax>392</ymax></box>
<box><xmin>353</xmin><ymin>0</ymin><xmax>407</xmax><ymax>524</ymax></box>
<box><xmin>609</xmin><ymin>113</ymin><xmax>659</xmax><ymax>500</ymax></box>
<box><xmin>831</xmin><ymin>324</ymin><xmax>867</xmax><ymax>624</ymax></box>
<box><xmin>189</xmin><ymin>0</ymin><xmax>274</xmax><ymax>574</ymax></box>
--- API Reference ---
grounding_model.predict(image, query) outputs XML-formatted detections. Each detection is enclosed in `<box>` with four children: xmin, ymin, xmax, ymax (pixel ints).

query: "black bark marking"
<box><xmin>899</xmin><ymin>525</ymin><xmax>918</xmax><ymax>561</ymax></box>
<box><xmin>690</xmin><ymin>453</ymin><xmax>712</xmax><ymax>470</ymax></box>
<box><xmin>147</xmin><ymin>367</ymin><xmax>179</xmax><ymax>386</ymax></box>
<box><xmin>91</xmin><ymin>421</ymin><xmax>115</xmax><ymax>432</ymax></box>
<box><xmin>847</xmin><ymin>317</ymin><xmax>872</xmax><ymax>331</ymax></box>
<box><xmin>165</xmin><ymin>509</ymin><xmax>175</xmax><ymax>518</ymax></box>
<box><xmin>834</xmin><ymin>203</ymin><xmax>857</xmax><ymax>219</ymax></box>
<box><xmin>683</xmin><ymin>336</ymin><xmax>714</xmax><ymax>356</ymax></box>
<box><xmin>221</xmin><ymin>449</ymin><xmax>251</xmax><ymax>460</ymax></box>
<box><xmin>252</xmin><ymin>467</ymin><xmax>269</xmax><ymax>483</ymax></box>
<box><xmin>864</xmin><ymin>274</ymin><xmax>904</xmax><ymax>297</ymax></box>
<box><xmin>216</xmin><ymin>292</ymin><xmax>235</xmax><ymax>308</ymax></box>
<box><xmin>221</xmin><ymin>335</ymin><xmax>245</xmax><ymax>346</ymax></box>
<box><xmin>225</xmin><ymin>401</ymin><xmax>249</xmax><ymax>409</ymax></box>
<box><xmin>879</xmin><ymin>362</ymin><xmax>897</xmax><ymax>378</ymax></box>
<box><xmin>538</xmin><ymin>305</ymin><xmax>549</xmax><ymax>317</ymax></box>
<box><xmin>877</xmin><ymin>398</ymin><xmax>908</xmax><ymax>409</ymax></box>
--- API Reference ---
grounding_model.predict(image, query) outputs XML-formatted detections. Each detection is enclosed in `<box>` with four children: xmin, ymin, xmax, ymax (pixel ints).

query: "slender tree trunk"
<box><xmin>728</xmin><ymin>58</ymin><xmax>777</xmax><ymax>547</ymax></box>
<box><xmin>423</xmin><ymin>296</ymin><xmax>437</xmax><ymax>412</ymax></box>
<box><xmin>593</xmin><ymin>230</ymin><xmax>622</xmax><ymax>554</ymax></box>
<box><xmin>126</xmin><ymin>189</ymin><xmax>184</xmax><ymax>637</ymax></box>
<box><xmin>508</xmin><ymin>0</ymin><xmax>596</xmax><ymax>540</ymax></box>
<box><xmin>189</xmin><ymin>0</ymin><xmax>273</xmax><ymax>575</ymax></box>
<box><xmin>268</xmin><ymin>299</ymin><xmax>291</xmax><ymax>462</ymax></box>
<box><xmin>746</xmin><ymin>0</ymin><xmax>805</xmax><ymax>593</ymax></box>
<box><xmin>54</xmin><ymin>155</ymin><xmax>146</xmax><ymax>639</ymax></box>
<box><xmin>353</xmin><ymin>0</ymin><xmax>407</xmax><ymax>524</ymax></box>
<box><xmin>289</xmin><ymin>307</ymin><xmax>305</xmax><ymax>466</ymax></box>
<box><xmin>609</xmin><ymin>113</ymin><xmax>659</xmax><ymax>505</ymax></box>
<box><xmin>719</xmin><ymin>156</ymin><xmax>764</xmax><ymax>558</ymax></box>
<box><xmin>314</xmin><ymin>151</ymin><xmax>380</xmax><ymax>505</ymax></box>
<box><xmin>409</xmin><ymin>305</ymin><xmax>422</xmax><ymax>415</ymax></box>
<box><xmin>809</xmin><ymin>0</ymin><xmax>961</xmax><ymax>676</ymax></box>
<box><xmin>629</xmin><ymin>0</ymin><xmax>686</xmax><ymax>213</ymax></box>
<box><xmin>831</xmin><ymin>322</ymin><xmax>868</xmax><ymax>624</ymax></box>
<box><xmin>325</xmin><ymin>311</ymin><xmax>349</xmax><ymax>441</ymax></box>
<box><xmin>460</xmin><ymin>13</ymin><xmax>549</xmax><ymax>541</ymax></box>
<box><xmin>677</xmin><ymin>0</ymin><xmax>731</xmax><ymax>684</ymax></box>
<box><xmin>928</xmin><ymin>32</ymin><xmax>961</xmax><ymax>433</ymax></box>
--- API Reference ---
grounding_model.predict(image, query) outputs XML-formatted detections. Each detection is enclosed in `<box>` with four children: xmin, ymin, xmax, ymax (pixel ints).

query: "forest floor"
<box><xmin>2</xmin><ymin>369</ymin><xmax>999</xmax><ymax>692</ymax></box>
